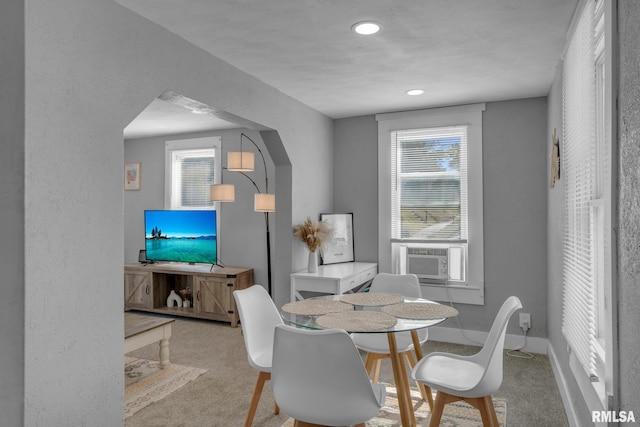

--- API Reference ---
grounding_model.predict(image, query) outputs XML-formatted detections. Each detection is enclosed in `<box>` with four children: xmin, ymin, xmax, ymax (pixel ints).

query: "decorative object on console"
<box><xmin>320</xmin><ymin>213</ymin><xmax>354</xmax><ymax>265</ymax></box>
<box><xmin>293</xmin><ymin>217</ymin><xmax>332</xmax><ymax>273</ymax></box>
<box><xmin>308</xmin><ymin>250</ymin><xmax>318</xmax><ymax>273</ymax></box>
<box><xmin>179</xmin><ymin>288</ymin><xmax>192</xmax><ymax>308</ymax></box>
<box><xmin>210</xmin><ymin>133</ymin><xmax>275</xmax><ymax>295</ymax></box>
<box><xmin>166</xmin><ymin>290</ymin><xmax>182</xmax><ymax>308</ymax></box>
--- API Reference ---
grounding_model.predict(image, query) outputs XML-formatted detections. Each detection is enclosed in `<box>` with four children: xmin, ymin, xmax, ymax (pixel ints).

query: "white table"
<box><xmin>125</xmin><ymin>312</ymin><xmax>175</xmax><ymax>369</ymax></box>
<box><xmin>289</xmin><ymin>261</ymin><xmax>377</xmax><ymax>302</ymax></box>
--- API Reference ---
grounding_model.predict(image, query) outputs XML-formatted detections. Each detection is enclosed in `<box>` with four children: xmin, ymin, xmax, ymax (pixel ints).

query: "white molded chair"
<box><xmin>351</xmin><ymin>273</ymin><xmax>434</xmax><ymax>407</ymax></box>
<box><xmin>271</xmin><ymin>324</ymin><xmax>386</xmax><ymax>427</ymax></box>
<box><xmin>233</xmin><ymin>285</ymin><xmax>283</xmax><ymax>427</ymax></box>
<box><xmin>411</xmin><ymin>296</ymin><xmax>522</xmax><ymax>427</ymax></box>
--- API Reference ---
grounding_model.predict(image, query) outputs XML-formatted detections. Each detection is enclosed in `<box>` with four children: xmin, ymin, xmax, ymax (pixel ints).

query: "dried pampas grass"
<box><xmin>293</xmin><ymin>217</ymin><xmax>332</xmax><ymax>252</ymax></box>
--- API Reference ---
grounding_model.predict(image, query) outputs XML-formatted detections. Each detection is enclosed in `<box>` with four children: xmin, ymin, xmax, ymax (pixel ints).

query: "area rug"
<box><xmin>125</xmin><ymin>357</ymin><xmax>207</xmax><ymax>418</ymax></box>
<box><xmin>281</xmin><ymin>385</ymin><xmax>506</xmax><ymax>426</ymax></box>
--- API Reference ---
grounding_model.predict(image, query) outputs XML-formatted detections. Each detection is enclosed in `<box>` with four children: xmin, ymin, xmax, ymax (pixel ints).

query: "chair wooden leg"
<box><xmin>244</xmin><ymin>370</ymin><xmax>270</xmax><ymax>427</ymax></box>
<box><xmin>471</xmin><ymin>396</ymin><xmax>494</xmax><ymax>427</ymax></box>
<box><xmin>409</xmin><ymin>331</ymin><xmax>434</xmax><ymax>410</ymax></box>
<box><xmin>364</xmin><ymin>352</ymin><xmax>375</xmax><ymax>377</ymax></box>
<box><xmin>428</xmin><ymin>391</ymin><xmax>447</xmax><ymax>427</ymax></box>
<box><xmin>364</xmin><ymin>352</ymin><xmax>385</xmax><ymax>383</ymax></box>
<box><xmin>429</xmin><ymin>391</ymin><xmax>465</xmax><ymax>427</ymax></box>
<box><xmin>404</xmin><ymin>351</ymin><xmax>433</xmax><ymax>409</ymax></box>
<box><xmin>483</xmin><ymin>395</ymin><xmax>499</xmax><ymax>427</ymax></box>
<box><xmin>460</xmin><ymin>395</ymin><xmax>498</xmax><ymax>427</ymax></box>
<box><xmin>372</xmin><ymin>358</ymin><xmax>382</xmax><ymax>383</ymax></box>
<box><xmin>274</xmin><ymin>401</ymin><xmax>280</xmax><ymax>415</ymax></box>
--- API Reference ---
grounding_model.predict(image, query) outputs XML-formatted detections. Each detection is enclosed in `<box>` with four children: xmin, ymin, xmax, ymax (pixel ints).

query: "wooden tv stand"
<box><xmin>124</xmin><ymin>263</ymin><xmax>254</xmax><ymax>327</ymax></box>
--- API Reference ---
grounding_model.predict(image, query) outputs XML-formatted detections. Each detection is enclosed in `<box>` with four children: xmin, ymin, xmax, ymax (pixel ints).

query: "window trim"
<box><xmin>164</xmin><ymin>136</ymin><xmax>222</xmax><ymax>210</ymax></box>
<box><xmin>377</xmin><ymin>103</ymin><xmax>485</xmax><ymax>305</ymax></box>
<box><xmin>561</xmin><ymin>0</ymin><xmax>617</xmax><ymax>415</ymax></box>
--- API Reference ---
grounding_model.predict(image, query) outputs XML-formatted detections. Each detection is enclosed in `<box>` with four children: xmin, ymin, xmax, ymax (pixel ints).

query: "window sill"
<box><xmin>569</xmin><ymin>351</ymin><xmax>606</xmax><ymax>421</ymax></box>
<box><xmin>419</xmin><ymin>282</ymin><xmax>484</xmax><ymax>305</ymax></box>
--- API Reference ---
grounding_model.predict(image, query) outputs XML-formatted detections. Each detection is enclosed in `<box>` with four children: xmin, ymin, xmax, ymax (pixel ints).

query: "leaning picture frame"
<box><xmin>320</xmin><ymin>213</ymin><xmax>354</xmax><ymax>265</ymax></box>
<box><xmin>124</xmin><ymin>162</ymin><xmax>141</xmax><ymax>191</ymax></box>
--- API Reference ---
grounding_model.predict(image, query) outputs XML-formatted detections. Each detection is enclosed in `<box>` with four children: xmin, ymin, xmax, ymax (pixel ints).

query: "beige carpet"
<box><xmin>282</xmin><ymin>385</ymin><xmax>506</xmax><ymax>427</ymax></box>
<box><xmin>125</xmin><ymin>357</ymin><xmax>207</xmax><ymax>418</ymax></box>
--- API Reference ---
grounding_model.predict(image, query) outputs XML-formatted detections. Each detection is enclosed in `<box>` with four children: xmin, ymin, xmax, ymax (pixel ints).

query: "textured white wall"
<box><xmin>618</xmin><ymin>0</ymin><xmax>640</xmax><ymax>414</ymax></box>
<box><xmin>21</xmin><ymin>0</ymin><xmax>332</xmax><ymax>423</ymax></box>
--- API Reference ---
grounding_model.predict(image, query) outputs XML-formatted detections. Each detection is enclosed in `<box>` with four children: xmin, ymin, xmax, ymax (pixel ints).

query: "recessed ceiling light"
<box><xmin>352</xmin><ymin>21</ymin><xmax>381</xmax><ymax>35</ymax></box>
<box><xmin>406</xmin><ymin>89</ymin><xmax>424</xmax><ymax>96</ymax></box>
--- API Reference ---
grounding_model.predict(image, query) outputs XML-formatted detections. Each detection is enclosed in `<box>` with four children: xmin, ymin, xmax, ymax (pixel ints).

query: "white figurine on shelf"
<box><xmin>166</xmin><ymin>290</ymin><xmax>183</xmax><ymax>307</ymax></box>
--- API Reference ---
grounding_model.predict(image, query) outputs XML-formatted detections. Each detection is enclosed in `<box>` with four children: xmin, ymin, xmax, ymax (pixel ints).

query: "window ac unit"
<box><xmin>406</xmin><ymin>247</ymin><xmax>448</xmax><ymax>282</ymax></box>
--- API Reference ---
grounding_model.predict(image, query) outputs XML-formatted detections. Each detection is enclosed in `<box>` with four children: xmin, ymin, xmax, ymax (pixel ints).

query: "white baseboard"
<box><xmin>547</xmin><ymin>343</ymin><xmax>580</xmax><ymax>427</ymax></box>
<box><xmin>427</xmin><ymin>325</ymin><xmax>549</xmax><ymax>354</ymax></box>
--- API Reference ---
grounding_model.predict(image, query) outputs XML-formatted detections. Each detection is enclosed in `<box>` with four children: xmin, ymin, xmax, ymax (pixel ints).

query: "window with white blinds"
<box><xmin>561</xmin><ymin>0</ymin><xmax>600</xmax><ymax>381</ymax></box>
<box><xmin>390</xmin><ymin>126</ymin><xmax>468</xmax><ymax>242</ymax></box>
<box><xmin>165</xmin><ymin>137</ymin><xmax>221</xmax><ymax>210</ymax></box>
<box><xmin>377</xmin><ymin>104</ymin><xmax>485</xmax><ymax>304</ymax></box>
<box><xmin>170</xmin><ymin>149</ymin><xmax>215</xmax><ymax>209</ymax></box>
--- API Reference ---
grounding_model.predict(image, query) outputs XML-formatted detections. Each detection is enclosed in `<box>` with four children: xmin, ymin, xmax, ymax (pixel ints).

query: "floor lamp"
<box><xmin>210</xmin><ymin>133</ymin><xmax>275</xmax><ymax>296</ymax></box>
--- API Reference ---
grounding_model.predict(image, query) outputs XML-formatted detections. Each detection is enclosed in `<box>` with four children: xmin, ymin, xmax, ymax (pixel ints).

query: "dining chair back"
<box><xmin>271</xmin><ymin>324</ymin><xmax>386</xmax><ymax>427</ymax></box>
<box><xmin>233</xmin><ymin>285</ymin><xmax>283</xmax><ymax>426</ymax></box>
<box><xmin>411</xmin><ymin>295</ymin><xmax>522</xmax><ymax>427</ymax></box>
<box><xmin>351</xmin><ymin>273</ymin><xmax>433</xmax><ymax>407</ymax></box>
<box><xmin>369</xmin><ymin>272</ymin><xmax>423</xmax><ymax>298</ymax></box>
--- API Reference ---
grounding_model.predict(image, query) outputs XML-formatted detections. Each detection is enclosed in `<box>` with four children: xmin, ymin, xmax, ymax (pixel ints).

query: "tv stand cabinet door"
<box><xmin>194</xmin><ymin>275</ymin><xmax>235</xmax><ymax>325</ymax></box>
<box><xmin>124</xmin><ymin>270</ymin><xmax>152</xmax><ymax>309</ymax></box>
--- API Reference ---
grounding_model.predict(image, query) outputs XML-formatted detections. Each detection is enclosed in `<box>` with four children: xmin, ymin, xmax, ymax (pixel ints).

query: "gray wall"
<box><xmin>618</xmin><ymin>0</ymin><xmax>640</xmax><ymax>414</ymax></box>
<box><xmin>334</xmin><ymin>97</ymin><xmax>548</xmax><ymax>337</ymax></box>
<box><xmin>333</xmin><ymin>115</ymin><xmax>379</xmax><ymax>263</ymax></box>
<box><xmin>0</xmin><ymin>0</ymin><xmax>24</xmax><ymax>424</ymax></box>
<box><xmin>11</xmin><ymin>0</ymin><xmax>333</xmax><ymax>424</ymax></box>
<box><xmin>124</xmin><ymin>129</ymin><xmax>276</xmax><ymax>290</ymax></box>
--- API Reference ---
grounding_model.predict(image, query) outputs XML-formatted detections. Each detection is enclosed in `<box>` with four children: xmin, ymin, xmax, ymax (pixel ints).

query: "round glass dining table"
<box><xmin>280</xmin><ymin>294</ymin><xmax>456</xmax><ymax>427</ymax></box>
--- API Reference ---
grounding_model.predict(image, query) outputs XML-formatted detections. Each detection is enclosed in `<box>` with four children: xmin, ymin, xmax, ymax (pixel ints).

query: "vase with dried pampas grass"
<box><xmin>293</xmin><ymin>217</ymin><xmax>332</xmax><ymax>272</ymax></box>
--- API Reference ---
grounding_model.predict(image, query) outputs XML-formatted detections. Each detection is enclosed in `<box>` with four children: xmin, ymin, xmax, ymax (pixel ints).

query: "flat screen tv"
<box><xmin>144</xmin><ymin>210</ymin><xmax>217</xmax><ymax>265</ymax></box>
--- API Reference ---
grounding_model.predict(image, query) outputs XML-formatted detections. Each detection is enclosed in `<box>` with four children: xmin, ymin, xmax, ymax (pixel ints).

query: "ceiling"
<box><xmin>119</xmin><ymin>0</ymin><xmax>578</xmax><ymax>139</ymax></box>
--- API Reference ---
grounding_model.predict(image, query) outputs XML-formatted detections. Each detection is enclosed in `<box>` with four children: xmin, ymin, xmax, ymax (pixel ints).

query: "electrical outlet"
<box><xmin>519</xmin><ymin>313</ymin><xmax>531</xmax><ymax>331</ymax></box>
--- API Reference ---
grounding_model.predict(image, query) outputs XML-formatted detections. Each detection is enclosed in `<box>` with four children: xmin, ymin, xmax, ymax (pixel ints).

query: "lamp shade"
<box><xmin>227</xmin><ymin>151</ymin><xmax>255</xmax><ymax>172</ymax></box>
<box><xmin>210</xmin><ymin>184</ymin><xmax>235</xmax><ymax>202</ymax></box>
<box><xmin>254</xmin><ymin>193</ymin><xmax>275</xmax><ymax>212</ymax></box>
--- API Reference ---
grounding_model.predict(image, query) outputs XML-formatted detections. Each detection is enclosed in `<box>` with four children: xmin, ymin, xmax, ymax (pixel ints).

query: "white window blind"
<box><xmin>562</xmin><ymin>0</ymin><xmax>598</xmax><ymax>379</ymax></box>
<box><xmin>390</xmin><ymin>126</ymin><xmax>468</xmax><ymax>242</ymax></box>
<box><xmin>166</xmin><ymin>139</ymin><xmax>218</xmax><ymax>210</ymax></box>
<box><xmin>170</xmin><ymin>149</ymin><xmax>215</xmax><ymax>209</ymax></box>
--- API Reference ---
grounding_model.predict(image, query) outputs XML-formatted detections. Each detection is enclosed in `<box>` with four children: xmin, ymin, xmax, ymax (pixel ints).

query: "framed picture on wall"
<box><xmin>124</xmin><ymin>162</ymin><xmax>141</xmax><ymax>191</ymax></box>
<box><xmin>320</xmin><ymin>213</ymin><xmax>354</xmax><ymax>265</ymax></box>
